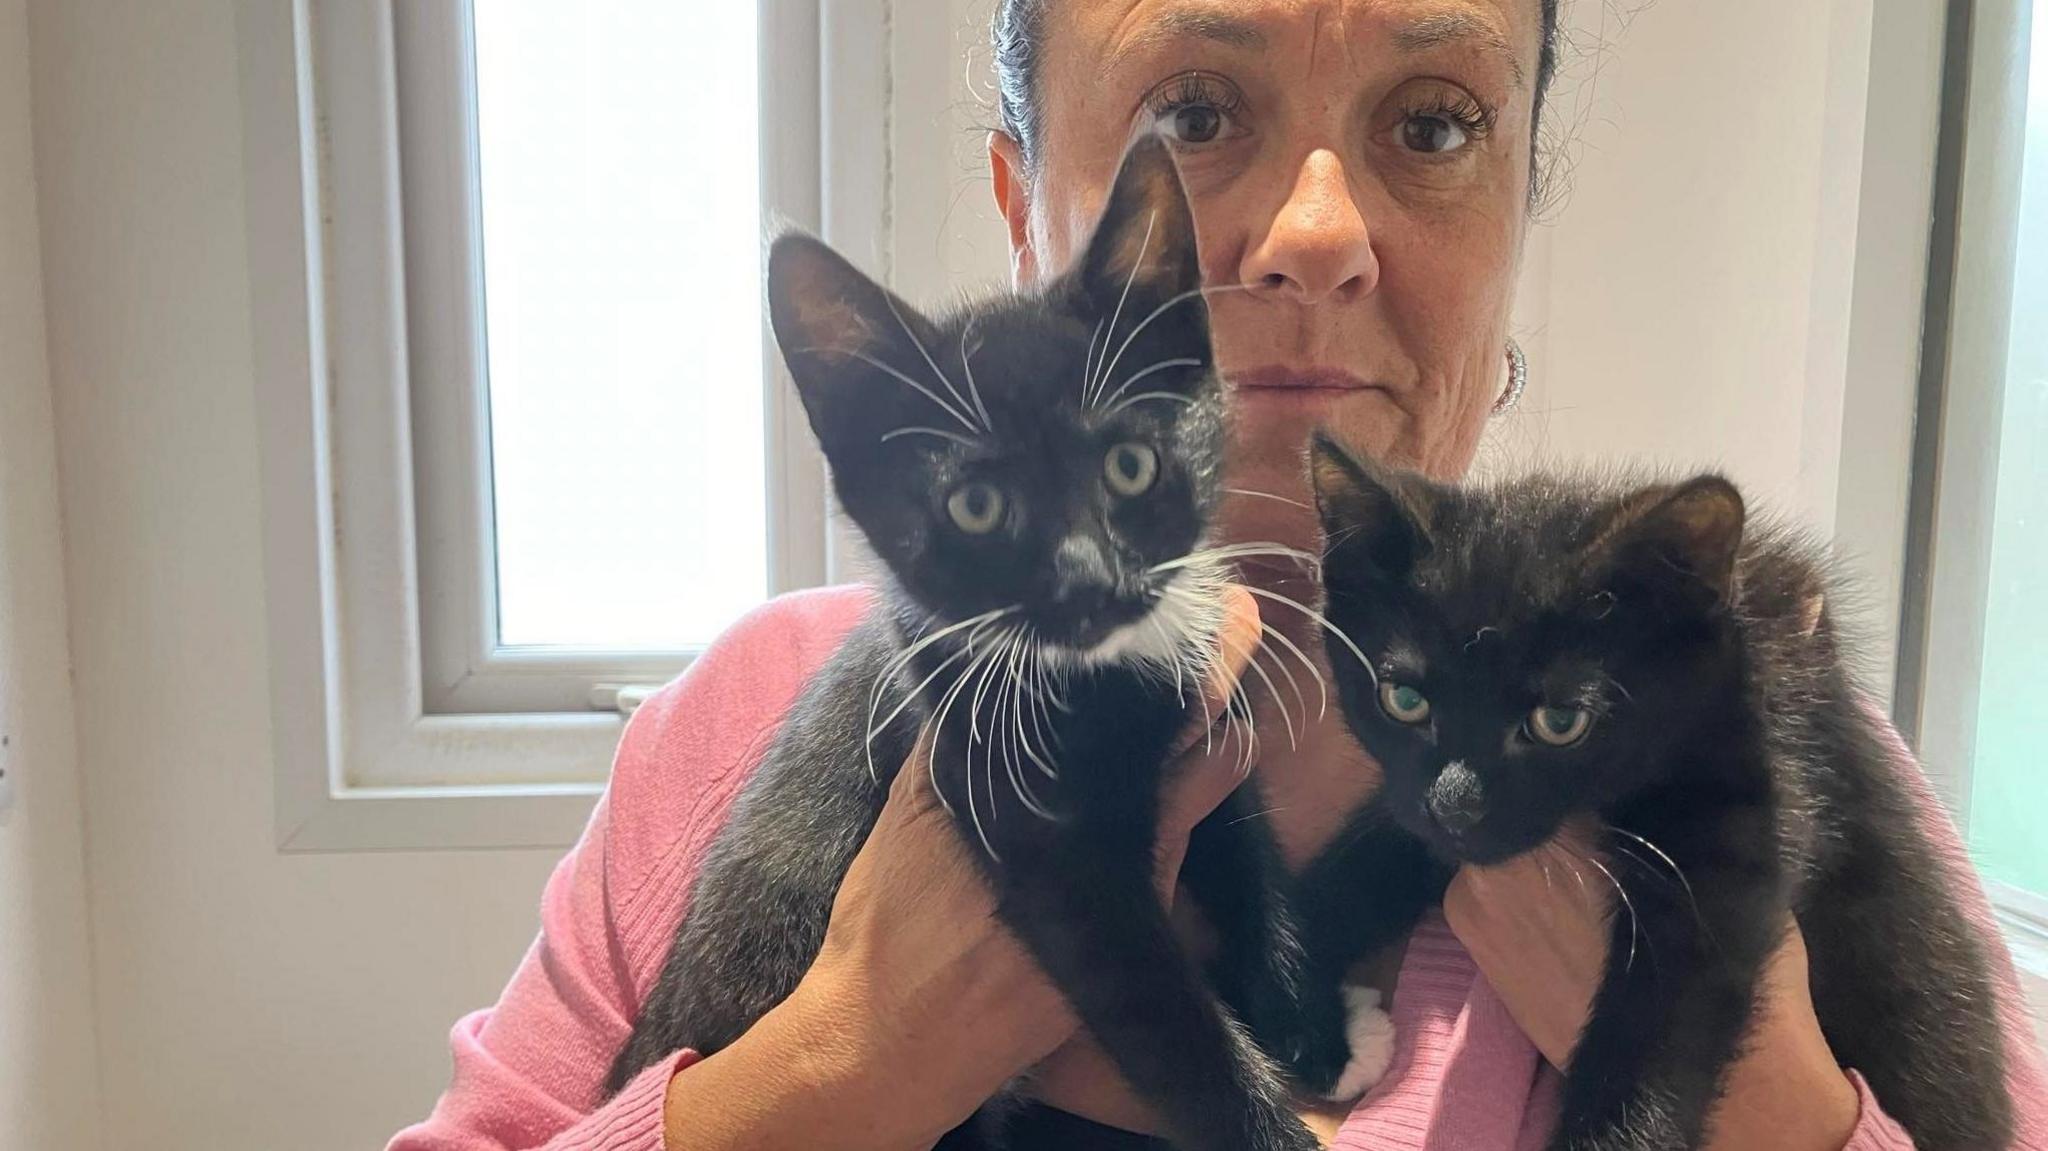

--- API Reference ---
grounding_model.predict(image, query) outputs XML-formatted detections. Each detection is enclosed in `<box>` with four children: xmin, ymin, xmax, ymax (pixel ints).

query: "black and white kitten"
<box><xmin>1290</xmin><ymin>437</ymin><xmax>2014</xmax><ymax>1151</ymax></box>
<box><xmin>607</xmin><ymin>139</ymin><xmax>1344</xmax><ymax>1151</ymax></box>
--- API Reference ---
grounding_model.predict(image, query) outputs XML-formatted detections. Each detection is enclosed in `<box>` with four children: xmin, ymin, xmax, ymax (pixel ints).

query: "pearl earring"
<box><xmin>1495</xmin><ymin>339</ymin><xmax>1528</xmax><ymax>414</ymax></box>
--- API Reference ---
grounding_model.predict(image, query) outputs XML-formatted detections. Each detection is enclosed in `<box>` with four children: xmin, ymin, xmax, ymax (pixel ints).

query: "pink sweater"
<box><xmin>389</xmin><ymin>587</ymin><xmax>2047</xmax><ymax>1151</ymax></box>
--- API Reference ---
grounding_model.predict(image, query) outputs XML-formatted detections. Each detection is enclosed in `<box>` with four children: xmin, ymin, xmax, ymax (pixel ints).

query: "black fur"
<box><xmin>607</xmin><ymin>138</ymin><xmax>1326</xmax><ymax>1151</ymax></box>
<box><xmin>1291</xmin><ymin>436</ymin><xmax>2013</xmax><ymax>1151</ymax></box>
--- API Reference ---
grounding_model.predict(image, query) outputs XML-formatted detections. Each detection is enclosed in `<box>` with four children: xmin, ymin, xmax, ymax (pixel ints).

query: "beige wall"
<box><xmin>13</xmin><ymin>1</ymin><xmax>1936</xmax><ymax>1148</ymax></box>
<box><xmin>0</xmin><ymin>1</ymin><xmax>102</xmax><ymax>1148</ymax></box>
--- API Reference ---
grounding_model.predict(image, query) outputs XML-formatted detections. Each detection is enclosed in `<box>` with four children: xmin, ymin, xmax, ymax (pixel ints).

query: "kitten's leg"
<box><xmin>994</xmin><ymin>832</ymin><xmax>1320</xmax><ymax>1151</ymax></box>
<box><xmin>1277</xmin><ymin>809</ymin><xmax>1449</xmax><ymax>1098</ymax></box>
<box><xmin>1549</xmin><ymin>819</ymin><xmax>1782</xmax><ymax>1151</ymax></box>
<box><xmin>1180</xmin><ymin>789</ymin><xmax>1328</xmax><ymax>1076</ymax></box>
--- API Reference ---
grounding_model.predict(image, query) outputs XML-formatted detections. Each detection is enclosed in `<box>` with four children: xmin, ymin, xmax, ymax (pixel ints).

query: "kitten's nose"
<box><xmin>1426</xmin><ymin>762</ymin><xmax>1486</xmax><ymax>835</ymax></box>
<box><xmin>1050</xmin><ymin>534</ymin><xmax>1115</xmax><ymax>608</ymax></box>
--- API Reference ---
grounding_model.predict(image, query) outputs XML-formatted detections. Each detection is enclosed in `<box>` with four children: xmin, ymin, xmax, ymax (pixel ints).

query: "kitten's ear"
<box><xmin>1074</xmin><ymin>134</ymin><xmax>1204</xmax><ymax>314</ymax></box>
<box><xmin>1595</xmin><ymin>476</ymin><xmax>1747</xmax><ymax>605</ymax></box>
<box><xmin>766</xmin><ymin>231</ymin><xmax>947</xmax><ymax>457</ymax></box>
<box><xmin>1311</xmin><ymin>433</ymin><xmax>1433</xmax><ymax>584</ymax></box>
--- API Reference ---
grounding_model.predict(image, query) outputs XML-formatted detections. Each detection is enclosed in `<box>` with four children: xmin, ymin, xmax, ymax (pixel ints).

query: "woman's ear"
<box><xmin>988</xmin><ymin>131</ymin><xmax>1039</xmax><ymax>288</ymax></box>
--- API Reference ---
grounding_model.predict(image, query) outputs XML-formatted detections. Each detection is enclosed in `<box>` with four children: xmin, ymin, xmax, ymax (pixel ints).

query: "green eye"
<box><xmin>1104</xmin><ymin>443</ymin><xmax>1159</xmax><ymax>497</ymax></box>
<box><xmin>946</xmin><ymin>483</ymin><xmax>1006</xmax><ymax>535</ymax></box>
<box><xmin>1529</xmin><ymin>705</ymin><xmax>1593</xmax><ymax>747</ymax></box>
<box><xmin>1378</xmin><ymin>682</ymin><xmax>1431</xmax><ymax>724</ymax></box>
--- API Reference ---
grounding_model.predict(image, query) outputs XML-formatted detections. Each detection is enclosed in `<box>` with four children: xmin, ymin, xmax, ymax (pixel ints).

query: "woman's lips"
<box><xmin>1229</xmin><ymin>366</ymin><xmax>1383</xmax><ymax>403</ymax></box>
<box><xmin>1230</xmin><ymin>366</ymin><xmax>1378</xmax><ymax>392</ymax></box>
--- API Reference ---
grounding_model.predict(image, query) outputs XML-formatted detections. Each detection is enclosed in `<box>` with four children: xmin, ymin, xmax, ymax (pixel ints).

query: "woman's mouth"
<box><xmin>1228</xmin><ymin>366</ymin><xmax>1384</xmax><ymax>407</ymax></box>
<box><xmin>1231</xmin><ymin>365</ymin><xmax>1380</xmax><ymax>391</ymax></box>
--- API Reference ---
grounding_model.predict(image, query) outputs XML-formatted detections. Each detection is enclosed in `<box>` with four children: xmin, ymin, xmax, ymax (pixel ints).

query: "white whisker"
<box><xmin>1223</xmin><ymin>487</ymin><xmax>1314</xmax><ymax>511</ymax></box>
<box><xmin>869</xmin><ymin>606</ymin><xmax>1014</xmax><ymax>727</ymax></box>
<box><xmin>1150</xmin><ymin>542</ymin><xmax>1320</xmax><ymax>574</ymax></box>
<box><xmin>1241</xmin><ymin>584</ymin><xmax>1375</xmax><ymax>679</ymax></box>
<box><xmin>835</xmin><ymin>347</ymin><xmax>979</xmax><ymax>432</ymax></box>
<box><xmin>1095</xmin><ymin>284</ymin><xmax>1211</xmax><ymax>410</ymax></box>
<box><xmin>924</xmin><ymin>633</ymin><xmax>999</xmax><ymax>821</ymax></box>
<box><xmin>959</xmin><ymin>321</ymin><xmax>994</xmax><ymax>431</ymax></box>
<box><xmin>1088</xmin><ymin>210</ymin><xmax>1158</xmax><ymax>410</ymax></box>
<box><xmin>882</xmin><ymin>292</ymin><xmax>981</xmax><ymax>431</ymax></box>
<box><xmin>1079</xmin><ymin>318</ymin><xmax>1106</xmax><ymax>407</ymax></box>
<box><xmin>1230</xmin><ymin>631</ymin><xmax>1298</xmax><ymax>750</ymax></box>
<box><xmin>1104</xmin><ymin>390</ymin><xmax>1198</xmax><ymax>417</ymax></box>
<box><xmin>1585</xmin><ymin>853</ymin><xmax>1642</xmax><ymax>973</ymax></box>
<box><xmin>1002</xmin><ymin>632</ymin><xmax>1056</xmax><ymax>819</ymax></box>
<box><xmin>867</xmin><ymin>643</ymin><xmax>971</xmax><ymax>782</ymax></box>
<box><xmin>880</xmin><ymin>425</ymin><xmax>982</xmax><ymax>448</ymax></box>
<box><xmin>1097</xmin><ymin>356</ymin><xmax>1205</xmax><ymax>413</ymax></box>
<box><xmin>1257</xmin><ymin>620</ymin><xmax>1328</xmax><ymax>722</ymax></box>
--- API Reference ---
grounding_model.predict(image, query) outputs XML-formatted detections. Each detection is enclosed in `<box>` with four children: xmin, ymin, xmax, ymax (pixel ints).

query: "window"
<box><xmin>1962</xmin><ymin>10</ymin><xmax>2046</xmax><ymax>907</ymax></box>
<box><xmin>1897</xmin><ymin>4</ymin><xmax>2048</xmax><ymax>996</ymax></box>
<box><xmin>471</xmin><ymin>2</ymin><xmax>770</xmax><ymax>653</ymax></box>
<box><xmin>403</xmin><ymin>1</ymin><xmax>824</xmax><ymax>720</ymax></box>
<box><xmin>245</xmin><ymin>1</ymin><xmax>883</xmax><ymax>849</ymax></box>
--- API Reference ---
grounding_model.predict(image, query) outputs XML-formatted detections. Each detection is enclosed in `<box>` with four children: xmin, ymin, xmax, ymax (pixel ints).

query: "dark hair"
<box><xmin>993</xmin><ymin>0</ymin><xmax>1565</xmax><ymax>202</ymax></box>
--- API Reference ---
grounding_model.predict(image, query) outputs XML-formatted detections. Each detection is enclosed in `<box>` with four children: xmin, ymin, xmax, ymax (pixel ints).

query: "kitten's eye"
<box><xmin>1528</xmin><ymin>706</ymin><xmax>1593</xmax><ymax>747</ymax></box>
<box><xmin>1378</xmin><ymin>682</ymin><xmax>1432</xmax><ymax>725</ymax></box>
<box><xmin>946</xmin><ymin>483</ymin><xmax>1007</xmax><ymax>535</ymax></box>
<box><xmin>1104</xmin><ymin>443</ymin><xmax>1159</xmax><ymax>497</ymax></box>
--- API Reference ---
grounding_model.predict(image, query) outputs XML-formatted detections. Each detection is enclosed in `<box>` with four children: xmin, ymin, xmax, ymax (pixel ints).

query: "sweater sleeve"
<box><xmin>385</xmin><ymin>588</ymin><xmax>873</xmax><ymax>1151</ymax></box>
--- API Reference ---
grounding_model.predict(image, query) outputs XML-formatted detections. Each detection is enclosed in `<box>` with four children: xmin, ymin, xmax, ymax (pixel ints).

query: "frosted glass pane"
<box><xmin>1967</xmin><ymin>13</ymin><xmax>2048</xmax><ymax>893</ymax></box>
<box><xmin>472</xmin><ymin>2</ymin><xmax>767</xmax><ymax>650</ymax></box>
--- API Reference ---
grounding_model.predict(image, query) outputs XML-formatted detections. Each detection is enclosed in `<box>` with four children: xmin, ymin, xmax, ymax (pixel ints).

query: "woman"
<box><xmin>391</xmin><ymin>2</ymin><xmax>2047</xmax><ymax>1148</ymax></box>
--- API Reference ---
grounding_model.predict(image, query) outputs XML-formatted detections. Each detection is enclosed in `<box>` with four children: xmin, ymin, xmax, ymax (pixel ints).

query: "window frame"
<box><xmin>242</xmin><ymin>0</ymin><xmax>884</xmax><ymax>850</ymax></box>
<box><xmin>1893</xmin><ymin>0</ymin><xmax>2047</xmax><ymax>1023</ymax></box>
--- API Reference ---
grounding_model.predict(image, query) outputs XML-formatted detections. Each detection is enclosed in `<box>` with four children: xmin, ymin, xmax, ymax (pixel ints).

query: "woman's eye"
<box><xmin>946</xmin><ymin>483</ymin><xmax>1007</xmax><ymax>535</ymax></box>
<box><xmin>1528</xmin><ymin>705</ymin><xmax>1593</xmax><ymax>747</ymax></box>
<box><xmin>1144</xmin><ymin>72</ymin><xmax>1247</xmax><ymax>149</ymax></box>
<box><xmin>1159</xmin><ymin>103</ymin><xmax>1225</xmax><ymax>145</ymax></box>
<box><xmin>1401</xmin><ymin>114</ymin><xmax>1470</xmax><ymax>155</ymax></box>
<box><xmin>1104</xmin><ymin>443</ymin><xmax>1159</xmax><ymax>497</ymax></box>
<box><xmin>1379</xmin><ymin>682</ymin><xmax>1432</xmax><ymax>724</ymax></box>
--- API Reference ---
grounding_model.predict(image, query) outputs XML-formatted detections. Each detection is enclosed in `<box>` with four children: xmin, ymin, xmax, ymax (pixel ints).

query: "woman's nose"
<box><xmin>1239</xmin><ymin>149</ymin><xmax>1380</xmax><ymax>305</ymax></box>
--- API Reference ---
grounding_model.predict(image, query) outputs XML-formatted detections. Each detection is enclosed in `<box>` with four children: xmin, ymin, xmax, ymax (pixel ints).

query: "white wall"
<box><xmin>1478</xmin><ymin>0</ymin><xmax>1927</xmax><ymax>690</ymax></box>
<box><xmin>14</xmin><ymin>1</ymin><xmax>1937</xmax><ymax>1149</ymax></box>
<box><xmin>27</xmin><ymin>2</ymin><xmax>560</xmax><ymax>1147</ymax></box>
<box><xmin>0</xmin><ymin>1</ymin><xmax>103</xmax><ymax>1148</ymax></box>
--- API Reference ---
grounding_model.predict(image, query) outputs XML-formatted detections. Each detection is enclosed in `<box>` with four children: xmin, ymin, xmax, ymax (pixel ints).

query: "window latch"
<box><xmin>588</xmin><ymin>684</ymin><xmax>665</xmax><ymax>716</ymax></box>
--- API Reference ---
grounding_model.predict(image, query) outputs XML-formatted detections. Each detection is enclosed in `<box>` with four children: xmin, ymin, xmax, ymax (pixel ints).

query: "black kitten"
<box><xmin>607</xmin><ymin>138</ymin><xmax>1330</xmax><ymax>1151</ymax></box>
<box><xmin>1292</xmin><ymin>437</ymin><xmax>2013</xmax><ymax>1151</ymax></box>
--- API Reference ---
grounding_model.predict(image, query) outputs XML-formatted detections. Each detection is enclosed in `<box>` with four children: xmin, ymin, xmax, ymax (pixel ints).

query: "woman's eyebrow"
<box><xmin>1099</xmin><ymin>6</ymin><xmax>1525</xmax><ymax>88</ymax></box>
<box><xmin>1393</xmin><ymin>12</ymin><xmax>1527</xmax><ymax>88</ymax></box>
<box><xmin>1100</xmin><ymin>9</ymin><xmax>1268</xmax><ymax>79</ymax></box>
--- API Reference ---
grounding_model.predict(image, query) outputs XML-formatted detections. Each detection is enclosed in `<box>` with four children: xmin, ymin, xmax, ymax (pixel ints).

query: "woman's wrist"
<box><xmin>1699</xmin><ymin>992</ymin><xmax>1859</xmax><ymax>1151</ymax></box>
<box><xmin>662</xmin><ymin>970</ymin><xmax>958</xmax><ymax>1151</ymax></box>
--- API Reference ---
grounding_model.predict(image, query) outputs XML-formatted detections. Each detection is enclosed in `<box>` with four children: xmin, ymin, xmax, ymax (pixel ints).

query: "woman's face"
<box><xmin>991</xmin><ymin>0</ymin><xmax>1539</xmax><ymax>549</ymax></box>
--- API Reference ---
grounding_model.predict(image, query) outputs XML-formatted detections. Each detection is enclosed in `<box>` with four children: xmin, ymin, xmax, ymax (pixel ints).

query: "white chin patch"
<box><xmin>1324</xmin><ymin>984</ymin><xmax>1398</xmax><ymax>1102</ymax></box>
<box><xmin>1049</xmin><ymin>568</ymin><xmax>1223</xmax><ymax>672</ymax></box>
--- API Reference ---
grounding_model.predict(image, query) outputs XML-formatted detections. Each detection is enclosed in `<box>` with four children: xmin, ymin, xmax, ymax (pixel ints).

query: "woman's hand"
<box><xmin>664</xmin><ymin>588</ymin><xmax>1263</xmax><ymax>1150</ymax></box>
<box><xmin>1444</xmin><ymin>830</ymin><xmax>1861</xmax><ymax>1151</ymax></box>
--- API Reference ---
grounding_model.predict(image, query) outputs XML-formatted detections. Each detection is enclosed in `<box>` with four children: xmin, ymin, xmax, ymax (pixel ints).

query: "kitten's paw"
<box><xmin>1322</xmin><ymin>985</ymin><xmax>1397</xmax><ymax>1102</ymax></box>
